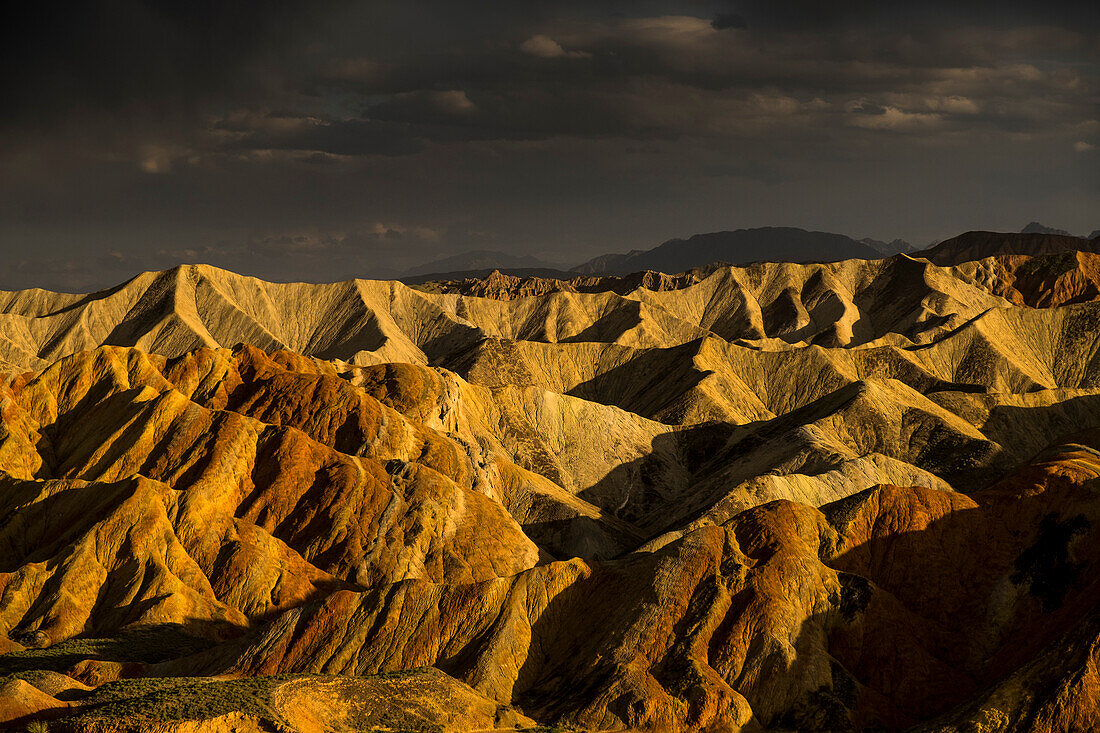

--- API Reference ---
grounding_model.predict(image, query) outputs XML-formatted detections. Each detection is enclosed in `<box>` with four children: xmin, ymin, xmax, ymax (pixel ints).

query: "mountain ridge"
<box><xmin>917</xmin><ymin>230</ymin><xmax>1100</xmax><ymax>265</ymax></box>
<box><xmin>385</xmin><ymin>226</ymin><xmax>1098</xmax><ymax>285</ymax></box>
<box><xmin>572</xmin><ymin>226</ymin><xmax>884</xmax><ymax>274</ymax></box>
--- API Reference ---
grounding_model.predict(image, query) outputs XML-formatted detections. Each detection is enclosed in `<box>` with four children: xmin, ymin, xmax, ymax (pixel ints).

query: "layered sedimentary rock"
<box><xmin>2</xmin><ymin>250</ymin><xmax>1100</xmax><ymax>730</ymax></box>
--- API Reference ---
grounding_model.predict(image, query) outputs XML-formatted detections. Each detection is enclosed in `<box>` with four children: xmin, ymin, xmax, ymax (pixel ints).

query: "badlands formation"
<box><xmin>3</xmin><ymin>241</ymin><xmax>1100</xmax><ymax>730</ymax></box>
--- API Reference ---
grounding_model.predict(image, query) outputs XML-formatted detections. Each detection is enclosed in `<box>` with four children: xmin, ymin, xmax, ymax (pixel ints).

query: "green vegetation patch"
<box><xmin>70</xmin><ymin>675</ymin><xmax>291</xmax><ymax>723</ymax></box>
<box><xmin>0</xmin><ymin>625</ymin><xmax>216</xmax><ymax>675</ymax></box>
<box><xmin>67</xmin><ymin>669</ymin><xmax>436</xmax><ymax>725</ymax></box>
<box><xmin>1015</xmin><ymin>250</ymin><xmax>1078</xmax><ymax>279</ymax></box>
<box><xmin>1011</xmin><ymin>513</ymin><xmax>1091</xmax><ymax>611</ymax></box>
<box><xmin>0</xmin><ymin>669</ymin><xmax>55</xmax><ymax>686</ymax></box>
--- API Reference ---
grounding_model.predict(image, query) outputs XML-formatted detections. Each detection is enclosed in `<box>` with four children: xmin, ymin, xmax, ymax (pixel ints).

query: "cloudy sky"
<box><xmin>1</xmin><ymin>0</ymin><xmax>1097</xmax><ymax>290</ymax></box>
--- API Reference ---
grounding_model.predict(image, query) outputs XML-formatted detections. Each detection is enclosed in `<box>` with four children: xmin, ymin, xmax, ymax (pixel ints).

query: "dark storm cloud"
<box><xmin>9</xmin><ymin>1</ymin><xmax>1094</xmax><ymax>147</ymax></box>
<box><xmin>5</xmin><ymin>3</ymin><xmax>262</xmax><ymax>120</ymax></box>
<box><xmin>0</xmin><ymin>0</ymin><xmax>1097</xmax><ymax>291</ymax></box>
<box><xmin>277</xmin><ymin>12</ymin><xmax>1093</xmax><ymax>154</ymax></box>
<box><xmin>233</xmin><ymin>118</ymin><xmax>426</xmax><ymax>158</ymax></box>
<box><xmin>725</xmin><ymin>0</ymin><xmax>1100</xmax><ymax>30</ymax></box>
<box><xmin>711</xmin><ymin>13</ymin><xmax>747</xmax><ymax>30</ymax></box>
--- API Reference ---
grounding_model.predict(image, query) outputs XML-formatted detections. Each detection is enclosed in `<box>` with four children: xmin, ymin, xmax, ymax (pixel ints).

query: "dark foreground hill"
<box><xmin>919</xmin><ymin>230</ymin><xmax>1100</xmax><ymax>265</ymax></box>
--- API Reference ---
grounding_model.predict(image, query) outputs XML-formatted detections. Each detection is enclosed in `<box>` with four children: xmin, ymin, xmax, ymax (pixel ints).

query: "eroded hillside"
<box><xmin>3</xmin><ymin>252</ymin><xmax>1100</xmax><ymax>731</ymax></box>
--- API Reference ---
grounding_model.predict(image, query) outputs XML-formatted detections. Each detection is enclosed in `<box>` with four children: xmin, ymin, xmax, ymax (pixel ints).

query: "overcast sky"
<box><xmin>1</xmin><ymin>0</ymin><xmax>1097</xmax><ymax>290</ymax></box>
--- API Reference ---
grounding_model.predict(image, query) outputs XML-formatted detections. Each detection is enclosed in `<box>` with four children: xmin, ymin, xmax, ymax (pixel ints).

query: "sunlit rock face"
<box><xmin>4</xmin><ymin>255</ymin><xmax>1100</xmax><ymax>731</ymax></box>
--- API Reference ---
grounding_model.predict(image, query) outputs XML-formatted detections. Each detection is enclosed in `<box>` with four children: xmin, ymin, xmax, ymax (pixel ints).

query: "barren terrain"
<box><xmin>3</xmin><ymin>247</ymin><xmax>1100</xmax><ymax>731</ymax></box>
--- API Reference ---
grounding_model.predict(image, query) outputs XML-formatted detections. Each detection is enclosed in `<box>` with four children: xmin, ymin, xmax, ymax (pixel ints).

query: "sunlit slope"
<box><xmin>4</xmin><ymin>252</ymin><xmax>1100</xmax><ymax>730</ymax></box>
<box><xmin>0</xmin><ymin>254</ymin><xmax>1086</xmax><ymax>369</ymax></box>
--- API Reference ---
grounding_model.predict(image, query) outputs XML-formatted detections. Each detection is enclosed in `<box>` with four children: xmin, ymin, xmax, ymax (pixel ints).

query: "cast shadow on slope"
<box><xmin>563</xmin><ymin>341</ymin><xmax>715</xmax><ymax>423</ymax></box>
<box><xmin>551</xmin><ymin>423</ymin><xmax>733</xmax><ymax>539</ymax></box>
<box><xmin>32</xmin><ymin>278</ymin><xmax>135</xmax><ymax>320</ymax></box>
<box><xmin>562</xmin><ymin>380</ymin><xmax>1008</xmax><ymax>544</ymax></box>
<box><xmin>514</xmin><ymin>431</ymin><xmax>1100</xmax><ymax>730</ymax></box>
<box><xmin>513</xmin><ymin>460</ymin><xmax>1100</xmax><ymax>732</ymax></box>
<box><xmin>974</xmin><ymin>396</ymin><xmax>1100</xmax><ymax>469</ymax></box>
<box><xmin>819</xmin><ymin>456</ymin><xmax>1100</xmax><ymax>731</ymax></box>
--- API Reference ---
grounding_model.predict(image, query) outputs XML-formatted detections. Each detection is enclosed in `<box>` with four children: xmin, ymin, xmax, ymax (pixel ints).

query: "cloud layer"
<box><xmin>1</xmin><ymin>0</ymin><xmax>1097</xmax><ymax>290</ymax></box>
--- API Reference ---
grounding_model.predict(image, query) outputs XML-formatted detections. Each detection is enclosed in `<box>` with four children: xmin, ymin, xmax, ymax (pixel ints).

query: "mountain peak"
<box><xmin>859</xmin><ymin>237</ymin><xmax>915</xmax><ymax>255</ymax></box>
<box><xmin>1022</xmin><ymin>221</ymin><xmax>1073</xmax><ymax>236</ymax></box>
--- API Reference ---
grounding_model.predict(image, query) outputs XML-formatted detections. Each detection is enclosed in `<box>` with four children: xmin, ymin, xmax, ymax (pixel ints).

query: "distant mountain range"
<box><xmin>1021</xmin><ymin>221</ymin><xmax>1074</xmax><ymax>237</ymax></box>
<box><xmin>400</xmin><ymin>229</ymin><xmax>909</xmax><ymax>281</ymax></box>
<box><xmin>1021</xmin><ymin>221</ymin><xmax>1100</xmax><ymax>239</ymax></box>
<box><xmin>859</xmin><ymin>237</ymin><xmax>916</xmax><ymax>255</ymax></box>
<box><xmin>571</xmin><ymin>227</ymin><xmax>885</xmax><ymax>275</ymax></box>
<box><xmin>398</xmin><ymin>224</ymin><xmax>1097</xmax><ymax>282</ymax></box>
